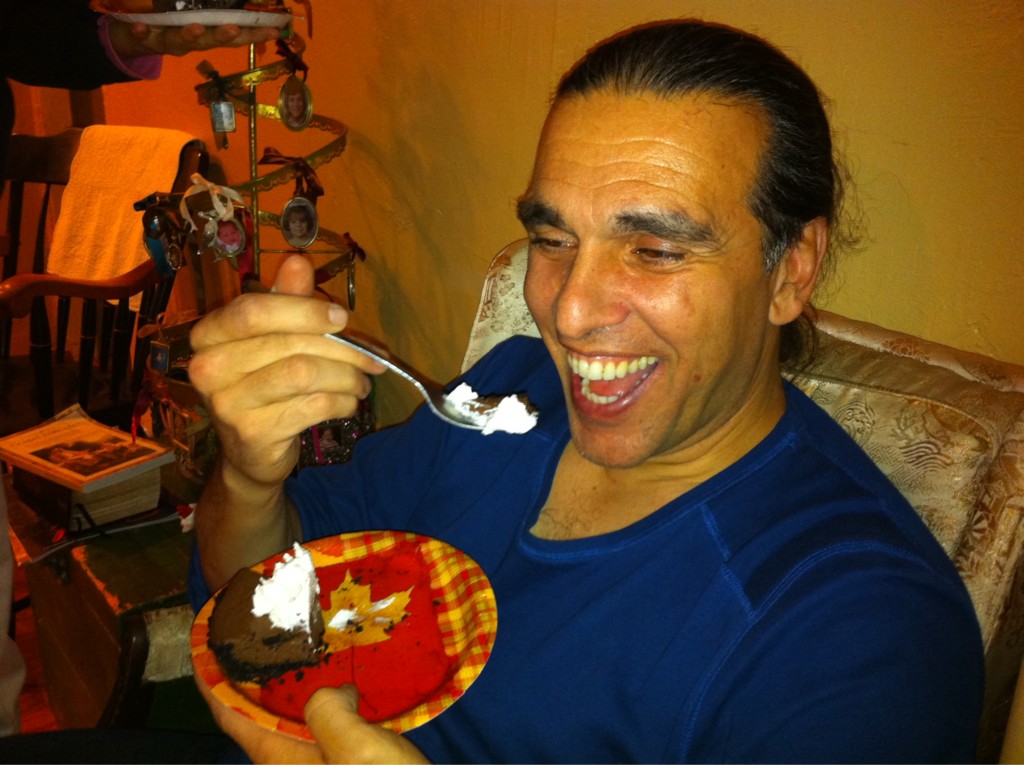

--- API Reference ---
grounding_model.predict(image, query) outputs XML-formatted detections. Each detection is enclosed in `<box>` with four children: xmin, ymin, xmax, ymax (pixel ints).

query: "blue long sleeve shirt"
<box><xmin>190</xmin><ymin>336</ymin><xmax>983</xmax><ymax>763</ymax></box>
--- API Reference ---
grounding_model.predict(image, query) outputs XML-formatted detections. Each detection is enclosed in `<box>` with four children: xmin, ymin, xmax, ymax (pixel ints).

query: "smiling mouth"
<box><xmin>567</xmin><ymin>353</ymin><xmax>658</xmax><ymax>405</ymax></box>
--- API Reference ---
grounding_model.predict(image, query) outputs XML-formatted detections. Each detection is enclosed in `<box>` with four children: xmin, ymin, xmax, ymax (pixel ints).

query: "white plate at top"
<box><xmin>97</xmin><ymin>8</ymin><xmax>294</xmax><ymax>29</ymax></box>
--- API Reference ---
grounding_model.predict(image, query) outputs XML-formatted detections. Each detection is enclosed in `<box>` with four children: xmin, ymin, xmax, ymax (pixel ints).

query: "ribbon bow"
<box><xmin>276</xmin><ymin>36</ymin><xmax>311</xmax><ymax>76</ymax></box>
<box><xmin>179</xmin><ymin>173</ymin><xmax>246</xmax><ymax>242</ymax></box>
<box><xmin>258</xmin><ymin>147</ymin><xmax>324</xmax><ymax>203</ymax></box>
<box><xmin>179</xmin><ymin>174</ymin><xmax>247</xmax><ymax>259</ymax></box>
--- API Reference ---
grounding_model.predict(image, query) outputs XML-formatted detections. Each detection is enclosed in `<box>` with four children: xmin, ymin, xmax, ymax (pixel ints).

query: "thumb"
<box><xmin>305</xmin><ymin>685</ymin><xmax>430</xmax><ymax>764</ymax></box>
<box><xmin>272</xmin><ymin>254</ymin><xmax>317</xmax><ymax>297</ymax></box>
<box><xmin>306</xmin><ymin>684</ymin><xmax>360</xmax><ymax>724</ymax></box>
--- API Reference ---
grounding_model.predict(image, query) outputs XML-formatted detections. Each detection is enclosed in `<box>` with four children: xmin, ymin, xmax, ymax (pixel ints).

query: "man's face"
<box><xmin>521</xmin><ymin>91</ymin><xmax>788</xmax><ymax>469</ymax></box>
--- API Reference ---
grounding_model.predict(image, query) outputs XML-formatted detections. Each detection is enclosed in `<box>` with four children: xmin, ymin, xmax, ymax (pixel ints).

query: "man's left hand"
<box><xmin>198</xmin><ymin>676</ymin><xmax>429</xmax><ymax>764</ymax></box>
<box><xmin>305</xmin><ymin>686</ymin><xmax>430</xmax><ymax>764</ymax></box>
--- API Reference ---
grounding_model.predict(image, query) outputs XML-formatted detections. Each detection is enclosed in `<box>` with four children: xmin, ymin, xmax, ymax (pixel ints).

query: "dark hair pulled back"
<box><xmin>556</xmin><ymin>20</ymin><xmax>842</xmax><ymax>274</ymax></box>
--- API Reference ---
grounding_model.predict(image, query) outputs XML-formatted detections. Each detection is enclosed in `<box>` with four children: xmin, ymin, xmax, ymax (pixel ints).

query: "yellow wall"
<box><xmin>90</xmin><ymin>1</ymin><xmax>1024</xmax><ymax>424</ymax></box>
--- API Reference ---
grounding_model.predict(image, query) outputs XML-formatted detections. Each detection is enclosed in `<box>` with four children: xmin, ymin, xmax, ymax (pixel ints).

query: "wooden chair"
<box><xmin>0</xmin><ymin>127</ymin><xmax>207</xmax><ymax>436</ymax></box>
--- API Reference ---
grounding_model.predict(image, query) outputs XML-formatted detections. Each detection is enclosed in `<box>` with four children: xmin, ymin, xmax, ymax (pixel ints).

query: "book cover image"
<box><xmin>31</xmin><ymin>434</ymin><xmax>159</xmax><ymax>477</ymax></box>
<box><xmin>0</xmin><ymin>405</ymin><xmax>172</xmax><ymax>492</ymax></box>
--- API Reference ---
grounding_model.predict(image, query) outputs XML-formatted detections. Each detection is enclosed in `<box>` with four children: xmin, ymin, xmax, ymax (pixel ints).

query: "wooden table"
<box><xmin>7</xmin><ymin>484</ymin><xmax>208</xmax><ymax>730</ymax></box>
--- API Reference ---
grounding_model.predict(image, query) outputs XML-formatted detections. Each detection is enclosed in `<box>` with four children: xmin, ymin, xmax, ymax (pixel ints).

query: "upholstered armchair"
<box><xmin>463</xmin><ymin>239</ymin><xmax>1024</xmax><ymax>763</ymax></box>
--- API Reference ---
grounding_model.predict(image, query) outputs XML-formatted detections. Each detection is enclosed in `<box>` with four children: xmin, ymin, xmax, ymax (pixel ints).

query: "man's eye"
<box><xmin>633</xmin><ymin>248</ymin><xmax>688</xmax><ymax>265</ymax></box>
<box><xmin>528</xmin><ymin>237</ymin><xmax>573</xmax><ymax>253</ymax></box>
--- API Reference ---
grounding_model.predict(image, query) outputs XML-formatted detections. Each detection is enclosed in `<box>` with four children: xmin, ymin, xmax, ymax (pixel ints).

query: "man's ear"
<box><xmin>768</xmin><ymin>217</ymin><xmax>828</xmax><ymax>326</ymax></box>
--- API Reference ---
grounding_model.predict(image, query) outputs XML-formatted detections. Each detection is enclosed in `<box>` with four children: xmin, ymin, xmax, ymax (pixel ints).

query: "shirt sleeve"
<box><xmin>96</xmin><ymin>15</ymin><xmax>162</xmax><ymax>81</ymax></box>
<box><xmin>188</xmin><ymin>541</ymin><xmax>213</xmax><ymax>613</ymax></box>
<box><xmin>684</xmin><ymin>547</ymin><xmax>984</xmax><ymax>763</ymax></box>
<box><xmin>187</xmin><ymin>337</ymin><xmax>557</xmax><ymax>611</ymax></box>
<box><xmin>0</xmin><ymin>1</ymin><xmax>142</xmax><ymax>89</ymax></box>
<box><xmin>186</xmin><ymin>378</ymin><xmax>463</xmax><ymax>611</ymax></box>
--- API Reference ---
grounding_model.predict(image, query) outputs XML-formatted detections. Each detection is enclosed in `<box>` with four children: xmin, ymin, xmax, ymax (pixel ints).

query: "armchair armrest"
<box><xmin>0</xmin><ymin>260</ymin><xmax>158</xmax><ymax>318</ymax></box>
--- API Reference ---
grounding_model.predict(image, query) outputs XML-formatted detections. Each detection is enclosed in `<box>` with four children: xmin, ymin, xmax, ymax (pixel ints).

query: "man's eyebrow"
<box><xmin>517</xmin><ymin>200</ymin><xmax>720</xmax><ymax>248</ymax></box>
<box><xmin>516</xmin><ymin>198</ymin><xmax>567</xmax><ymax>231</ymax></box>
<box><xmin>613</xmin><ymin>209</ymin><xmax>719</xmax><ymax>247</ymax></box>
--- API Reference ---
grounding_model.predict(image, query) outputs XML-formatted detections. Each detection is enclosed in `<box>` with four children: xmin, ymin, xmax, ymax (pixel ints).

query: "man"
<box><xmin>0</xmin><ymin>0</ymin><xmax>277</xmax><ymax>740</ymax></box>
<box><xmin>187</xmin><ymin>20</ymin><xmax>983</xmax><ymax>763</ymax></box>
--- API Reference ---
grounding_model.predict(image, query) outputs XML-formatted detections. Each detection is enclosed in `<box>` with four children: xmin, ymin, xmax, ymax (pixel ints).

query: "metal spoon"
<box><xmin>324</xmin><ymin>332</ymin><xmax>486</xmax><ymax>430</ymax></box>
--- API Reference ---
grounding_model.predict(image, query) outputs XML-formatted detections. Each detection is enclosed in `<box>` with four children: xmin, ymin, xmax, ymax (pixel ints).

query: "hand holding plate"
<box><xmin>196</xmin><ymin>674</ymin><xmax>326</xmax><ymax>764</ymax></box>
<box><xmin>108</xmin><ymin>18</ymin><xmax>279</xmax><ymax>58</ymax></box>
<box><xmin>305</xmin><ymin>686</ymin><xmax>430</xmax><ymax>764</ymax></box>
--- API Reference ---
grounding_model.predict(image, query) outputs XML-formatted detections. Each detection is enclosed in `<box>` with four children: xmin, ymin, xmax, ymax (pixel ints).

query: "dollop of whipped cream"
<box><xmin>251</xmin><ymin>542</ymin><xmax>320</xmax><ymax>635</ymax></box>
<box><xmin>448</xmin><ymin>382</ymin><xmax>538</xmax><ymax>435</ymax></box>
<box><xmin>327</xmin><ymin>594</ymin><xmax>398</xmax><ymax>630</ymax></box>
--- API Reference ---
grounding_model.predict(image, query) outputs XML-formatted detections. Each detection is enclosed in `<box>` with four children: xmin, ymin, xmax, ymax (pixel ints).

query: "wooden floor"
<box><xmin>7</xmin><ymin>317</ymin><xmax>59</xmax><ymax>733</ymax></box>
<box><xmin>12</xmin><ymin>558</ymin><xmax>58</xmax><ymax>734</ymax></box>
<box><xmin>5</xmin><ymin>312</ymin><xmax>136</xmax><ymax>734</ymax></box>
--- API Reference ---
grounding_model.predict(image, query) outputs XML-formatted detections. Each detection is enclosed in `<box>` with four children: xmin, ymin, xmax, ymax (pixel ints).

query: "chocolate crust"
<box><xmin>209</xmin><ymin>640</ymin><xmax>323</xmax><ymax>685</ymax></box>
<box><xmin>208</xmin><ymin>567</ymin><xmax>325</xmax><ymax>683</ymax></box>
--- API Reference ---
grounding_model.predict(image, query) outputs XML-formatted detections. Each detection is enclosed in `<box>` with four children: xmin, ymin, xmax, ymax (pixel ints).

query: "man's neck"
<box><xmin>532</xmin><ymin>379</ymin><xmax>788</xmax><ymax>541</ymax></box>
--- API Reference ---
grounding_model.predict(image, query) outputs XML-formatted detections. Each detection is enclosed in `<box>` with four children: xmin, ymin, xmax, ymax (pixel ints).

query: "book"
<box><xmin>11</xmin><ymin>466</ymin><xmax>164</xmax><ymax>531</ymax></box>
<box><xmin>0</xmin><ymin>405</ymin><xmax>175</xmax><ymax>529</ymax></box>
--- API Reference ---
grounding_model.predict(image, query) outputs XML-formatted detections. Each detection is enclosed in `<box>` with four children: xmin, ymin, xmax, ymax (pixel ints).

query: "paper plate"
<box><xmin>89</xmin><ymin>2</ymin><xmax>295</xmax><ymax>28</ymax></box>
<box><xmin>192</xmin><ymin>531</ymin><xmax>498</xmax><ymax>740</ymax></box>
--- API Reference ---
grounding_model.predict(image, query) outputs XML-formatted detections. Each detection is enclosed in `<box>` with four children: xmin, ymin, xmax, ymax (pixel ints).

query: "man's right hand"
<box><xmin>188</xmin><ymin>255</ymin><xmax>385</xmax><ymax>590</ymax></box>
<box><xmin>188</xmin><ymin>255</ymin><xmax>384</xmax><ymax>489</ymax></box>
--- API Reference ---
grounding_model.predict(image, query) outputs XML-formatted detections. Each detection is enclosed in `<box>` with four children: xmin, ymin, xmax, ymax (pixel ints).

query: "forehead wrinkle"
<box><xmin>540</xmin><ymin>134</ymin><xmax>702</xmax><ymax>176</ymax></box>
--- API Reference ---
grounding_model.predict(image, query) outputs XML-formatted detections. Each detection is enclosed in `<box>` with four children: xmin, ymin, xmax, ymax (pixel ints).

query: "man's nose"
<box><xmin>554</xmin><ymin>248</ymin><xmax>630</xmax><ymax>342</ymax></box>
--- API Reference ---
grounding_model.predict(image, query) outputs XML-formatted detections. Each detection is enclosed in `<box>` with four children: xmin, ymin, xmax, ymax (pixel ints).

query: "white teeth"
<box><xmin>568</xmin><ymin>353</ymin><xmax>659</xmax><ymax>406</ymax></box>
<box><xmin>568</xmin><ymin>354</ymin><xmax>658</xmax><ymax>382</ymax></box>
<box><xmin>581</xmin><ymin>378</ymin><xmax>618</xmax><ymax>405</ymax></box>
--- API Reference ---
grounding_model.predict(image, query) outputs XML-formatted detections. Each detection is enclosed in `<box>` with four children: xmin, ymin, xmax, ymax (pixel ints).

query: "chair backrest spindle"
<box><xmin>0</xmin><ymin>126</ymin><xmax>208</xmax><ymax>435</ymax></box>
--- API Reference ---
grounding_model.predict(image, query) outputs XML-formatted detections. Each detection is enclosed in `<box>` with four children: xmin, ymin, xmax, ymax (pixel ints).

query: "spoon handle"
<box><xmin>324</xmin><ymin>332</ymin><xmax>430</xmax><ymax>398</ymax></box>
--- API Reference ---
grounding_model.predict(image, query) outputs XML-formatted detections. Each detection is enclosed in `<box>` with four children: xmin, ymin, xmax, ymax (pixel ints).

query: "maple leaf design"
<box><xmin>322</xmin><ymin>570</ymin><xmax>413</xmax><ymax>652</ymax></box>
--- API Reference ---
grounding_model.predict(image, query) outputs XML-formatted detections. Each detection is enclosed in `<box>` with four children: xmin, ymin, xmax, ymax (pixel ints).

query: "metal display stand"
<box><xmin>190</xmin><ymin>30</ymin><xmax>364</xmax><ymax>307</ymax></box>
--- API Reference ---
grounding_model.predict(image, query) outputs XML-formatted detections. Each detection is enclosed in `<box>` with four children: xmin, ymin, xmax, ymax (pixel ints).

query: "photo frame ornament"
<box><xmin>297</xmin><ymin>399</ymin><xmax>376</xmax><ymax>468</ymax></box>
<box><xmin>138</xmin><ymin>195</ymin><xmax>188</xmax><ymax>277</ymax></box>
<box><xmin>206</xmin><ymin>215</ymin><xmax>247</xmax><ymax>261</ymax></box>
<box><xmin>278</xmin><ymin>74</ymin><xmax>313</xmax><ymax>132</ymax></box>
<box><xmin>347</xmin><ymin>261</ymin><xmax>356</xmax><ymax>310</ymax></box>
<box><xmin>343</xmin><ymin>232</ymin><xmax>365</xmax><ymax>311</ymax></box>
<box><xmin>281</xmin><ymin>196</ymin><xmax>318</xmax><ymax>250</ymax></box>
<box><xmin>179</xmin><ymin>173</ymin><xmax>249</xmax><ymax>262</ymax></box>
<box><xmin>210</xmin><ymin>100</ymin><xmax>237</xmax><ymax>134</ymax></box>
